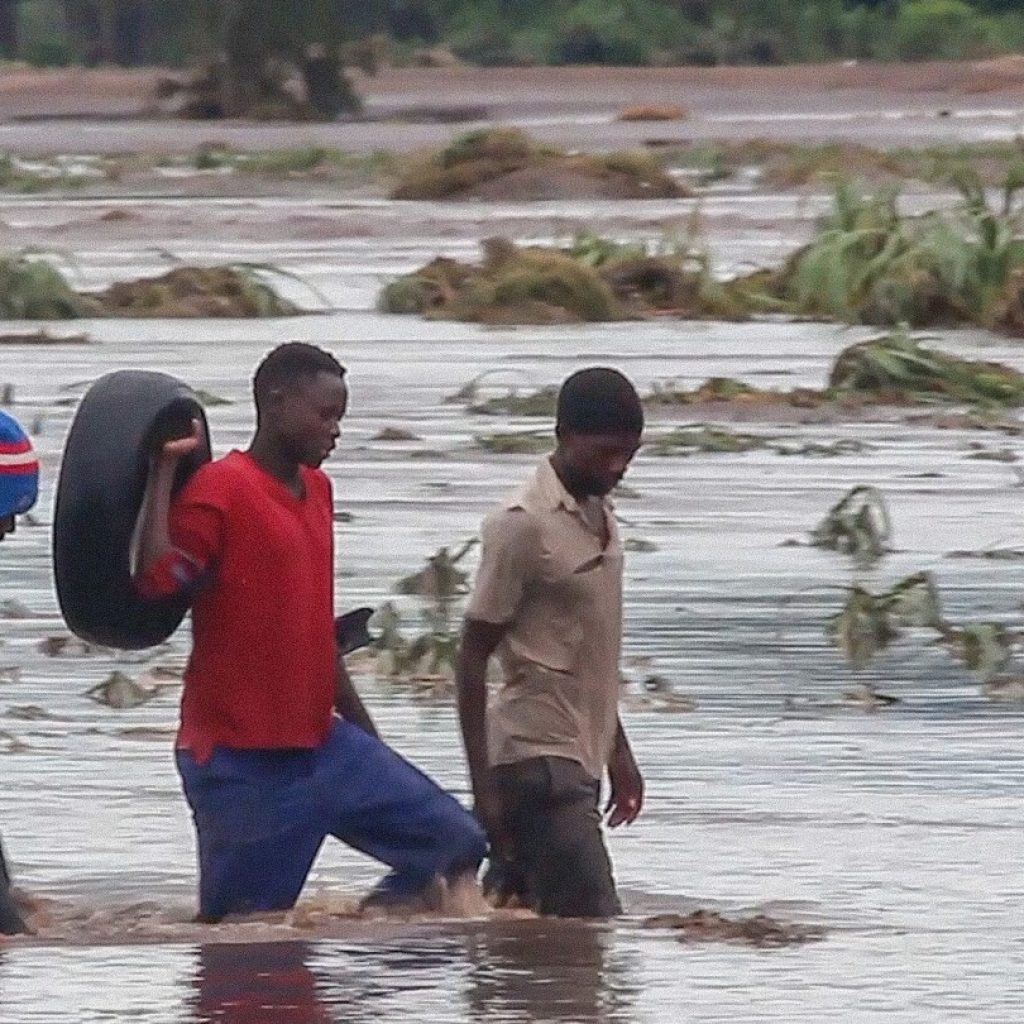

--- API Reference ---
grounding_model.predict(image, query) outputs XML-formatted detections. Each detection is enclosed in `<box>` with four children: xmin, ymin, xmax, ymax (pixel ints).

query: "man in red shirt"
<box><xmin>134</xmin><ymin>342</ymin><xmax>485</xmax><ymax>921</ymax></box>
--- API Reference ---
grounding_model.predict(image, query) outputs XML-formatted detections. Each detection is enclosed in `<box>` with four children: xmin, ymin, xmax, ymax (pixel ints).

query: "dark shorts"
<box><xmin>176</xmin><ymin>718</ymin><xmax>487</xmax><ymax>921</ymax></box>
<box><xmin>484</xmin><ymin>756</ymin><xmax>620</xmax><ymax>919</ymax></box>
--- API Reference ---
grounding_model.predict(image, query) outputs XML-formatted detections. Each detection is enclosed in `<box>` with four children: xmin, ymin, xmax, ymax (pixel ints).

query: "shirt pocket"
<box><xmin>505</xmin><ymin>554</ymin><xmax>593</xmax><ymax>674</ymax></box>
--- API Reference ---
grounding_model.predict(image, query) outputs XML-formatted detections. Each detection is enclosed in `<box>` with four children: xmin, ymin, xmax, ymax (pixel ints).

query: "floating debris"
<box><xmin>0</xmin><ymin>330</ymin><xmax>90</xmax><ymax>345</ymax></box>
<box><xmin>840</xmin><ymin>683</ymin><xmax>901</xmax><ymax>711</ymax></box>
<box><xmin>83</xmin><ymin>671</ymin><xmax>170</xmax><ymax>710</ymax></box>
<box><xmin>474</xmin><ymin>431</ymin><xmax>552</xmax><ymax>455</ymax></box>
<box><xmin>372</xmin><ymin>541</ymin><xmax>479</xmax><ymax>683</ymax></box>
<box><xmin>648</xmin><ymin>425</ymin><xmax>774</xmax><ymax>456</ymax></box>
<box><xmin>983</xmin><ymin>677</ymin><xmax>1024</xmax><ymax>702</ymax></box>
<box><xmin>810</xmin><ymin>486</ymin><xmax>892</xmax><ymax>564</ymax></box>
<box><xmin>5</xmin><ymin>705</ymin><xmax>56</xmax><ymax>721</ymax></box>
<box><xmin>941</xmin><ymin>622</ymin><xmax>1014</xmax><ymax>684</ymax></box>
<box><xmin>613</xmin><ymin>483</ymin><xmax>643</xmax><ymax>500</ymax></box>
<box><xmin>468</xmin><ymin>386</ymin><xmax>559</xmax><ymax>418</ymax></box>
<box><xmin>828</xmin><ymin>572</ymin><xmax>942</xmax><ymax>671</ymax></box>
<box><xmin>37</xmin><ymin>635</ymin><xmax>104</xmax><ymax>658</ymax></box>
<box><xmin>373</xmin><ymin>427</ymin><xmax>422</xmax><ymax>442</ymax></box>
<box><xmin>624</xmin><ymin>538</ymin><xmax>659</xmax><ymax>553</ymax></box>
<box><xmin>642</xmin><ymin>910</ymin><xmax>825</xmax><ymax>948</ymax></box>
<box><xmin>618</xmin><ymin>104</ymin><xmax>689</xmax><ymax>122</ymax></box>
<box><xmin>964</xmin><ymin>444</ymin><xmax>1018</xmax><ymax>462</ymax></box>
<box><xmin>116</xmin><ymin>726</ymin><xmax>178</xmax><ymax>741</ymax></box>
<box><xmin>0</xmin><ymin>729</ymin><xmax>29</xmax><ymax>754</ymax></box>
<box><xmin>774</xmin><ymin>439</ymin><xmax>871</xmax><ymax>458</ymax></box>
<box><xmin>946</xmin><ymin>547</ymin><xmax>1024</xmax><ymax>560</ymax></box>
<box><xmin>0</xmin><ymin>598</ymin><xmax>37</xmax><ymax>619</ymax></box>
<box><xmin>0</xmin><ymin>667</ymin><xmax>22</xmax><ymax>686</ymax></box>
<box><xmin>193</xmin><ymin>389</ymin><xmax>233</xmax><ymax>407</ymax></box>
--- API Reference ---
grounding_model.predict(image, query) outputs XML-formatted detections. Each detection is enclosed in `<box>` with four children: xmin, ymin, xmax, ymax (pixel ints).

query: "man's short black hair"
<box><xmin>253</xmin><ymin>342</ymin><xmax>346</xmax><ymax>411</ymax></box>
<box><xmin>556</xmin><ymin>367</ymin><xmax>644</xmax><ymax>437</ymax></box>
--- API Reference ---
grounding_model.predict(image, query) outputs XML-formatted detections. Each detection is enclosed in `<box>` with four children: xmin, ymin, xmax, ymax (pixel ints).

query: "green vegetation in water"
<box><xmin>467</xmin><ymin>386</ymin><xmax>559</xmax><ymax>417</ymax></box>
<box><xmin>390</xmin><ymin>128</ymin><xmax>687</xmax><ymax>201</ymax></box>
<box><xmin>828</xmin><ymin>571</ymin><xmax>943</xmax><ymax>671</ymax></box>
<box><xmin>649</xmin><ymin>426</ymin><xmax>871</xmax><ymax>459</ymax></box>
<box><xmin>828</xmin><ymin>570</ymin><xmax>1018</xmax><ymax>687</ymax></box>
<box><xmin>645</xmin><ymin>331</ymin><xmax>1024</xmax><ymax>413</ymax></box>
<box><xmin>379</xmin><ymin>232</ymin><xmax>744</xmax><ymax>325</ymax></box>
<box><xmin>758</xmin><ymin>174</ymin><xmax>1024</xmax><ymax>335</ymax></box>
<box><xmin>0</xmin><ymin>155</ymin><xmax>93</xmax><ymax>194</ymax></box>
<box><xmin>0</xmin><ymin>254</ymin><xmax>301</xmax><ymax>320</ymax></box>
<box><xmin>96</xmin><ymin>265</ymin><xmax>300</xmax><ymax>318</ymax></box>
<box><xmin>813</xmin><ymin>490</ymin><xmax>1024</xmax><ymax>691</ymax></box>
<box><xmin>444</xmin><ymin>373</ymin><xmax>559</xmax><ymax>417</ymax></box>
<box><xmin>828</xmin><ymin>331</ymin><xmax>1024</xmax><ymax>406</ymax></box>
<box><xmin>810</xmin><ymin>485</ymin><xmax>892</xmax><ymax>565</ymax></box>
<box><xmin>371</xmin><ymin>539</ymin><xmax>478</xmax><ymax>682</ymax></box>
<box><xmin>662</xmin><ymin>141</ymin><xmax>1024</xmax><ymax>191</ymax></box>
<box><xmin>0</xmin><ymin>254</ymin><xmax>88</xmax><ymax>318</ymax></box>
<box><xmin>187</xmin><ymin>144</ymin><xmax>397</xmax><ymax>183</ymax></box>
<box><xmin>381</xmin><ymin>176</ymin><xmax>1024</xmax><ymax>336</ymax></box>
<box><xmin>648</xmin><ymin>425</ymin><xmax>776</xmax><ymax>456</ymax></box>
<box><xmin>473</xmin><ymin>430</ymin><xmax>552</xmax><ymax>455</ymax></box>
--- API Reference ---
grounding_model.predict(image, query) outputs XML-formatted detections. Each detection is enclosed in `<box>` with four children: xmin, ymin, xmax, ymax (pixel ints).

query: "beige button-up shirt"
<box><xmin>466</xmin><ymin>457</ymin><xmax>623</xmax><ymax>780</ymax></box>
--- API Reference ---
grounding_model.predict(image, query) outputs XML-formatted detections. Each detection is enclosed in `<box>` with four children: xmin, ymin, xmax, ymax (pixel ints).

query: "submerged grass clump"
<box><xmin>755</xmin><ymin>172</ymin><xmax>1024</xmax><ymax>334</ymax></box>
<box><xmin>0</xmin><ymin>255</ymin><xmax>89</xmax><ymax>318</ymax></box>
<box><xmin>828</xmin><ymin>332</ymin><xmax>1024</xmax><ymax>406</ymax></box>
<box><xmin>390</xmin><ymin>127</ymin><xmax>687</xmax><ymax>201</ymax></box>
<box><xmin>0</xmin><ymin>252</ymin><xmax>300</xmax><ymax>319</ymax></box>
<box><xmin>646</xmin><ymin>331</ymin><xmax>1024</xmax><ymax>413</ymax></box>
<box><xmin>97</xmin><ymin>265</ymin><xmax>299</xmax><ymax>318</ymax></box>
<box><xmin>379</xmin><ymin>233</ymin><xmax>748</xmax><ymax>325</ymax></box>
<box><xmin>473</xmin><ymin>430</ymin><xmax>552</xmax><ymax>455</ymax></box>
<box><xmin>381</xmin><ymin>172</ymin><xmax>1024</xmax><ymax>335</ymax></box>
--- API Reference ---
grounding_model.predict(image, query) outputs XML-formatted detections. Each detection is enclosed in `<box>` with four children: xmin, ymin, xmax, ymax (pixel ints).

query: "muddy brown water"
<box><xmin>0</xmin><ymin>191</ymin><xmax>1022</xmax><ymax>1022</ymax></box>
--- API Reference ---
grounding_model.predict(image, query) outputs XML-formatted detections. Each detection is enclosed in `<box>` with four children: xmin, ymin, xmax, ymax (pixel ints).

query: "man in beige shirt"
<box><xmin>456</xmin><ymin>367</ymin><xmax>644</xmax><ymax>917</ymax></box>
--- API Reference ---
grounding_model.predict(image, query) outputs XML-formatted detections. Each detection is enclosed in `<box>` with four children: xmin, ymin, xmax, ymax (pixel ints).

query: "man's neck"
<box><xmin>549</xmin><ymin>451</ymin><xmax>589</xmax><ymax>504</ymax></box>
<box><xmin>248</xmin><ymin>434</ymin><xmax>302</xmax><ymax>493</ymax></box>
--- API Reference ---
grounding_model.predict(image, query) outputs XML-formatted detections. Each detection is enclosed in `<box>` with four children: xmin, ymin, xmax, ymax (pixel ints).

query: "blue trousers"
<box><xmin>176</xmin><ymin>718</ymin><xmax>486</xmax><ymax>921</ymax></box>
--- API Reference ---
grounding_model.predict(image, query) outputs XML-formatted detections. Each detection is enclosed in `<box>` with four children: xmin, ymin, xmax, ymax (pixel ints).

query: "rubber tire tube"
<box><xmin>53</xmin><ymin>370</ymin><xmax>211</xmax><ymax>650</ymax></box>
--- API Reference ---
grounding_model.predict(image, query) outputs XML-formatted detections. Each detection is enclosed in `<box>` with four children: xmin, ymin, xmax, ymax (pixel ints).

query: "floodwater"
<box><xmin>1</xmin><ymin>192</ymin><xmax>1023</xmax><ymax>1023</ymax></box>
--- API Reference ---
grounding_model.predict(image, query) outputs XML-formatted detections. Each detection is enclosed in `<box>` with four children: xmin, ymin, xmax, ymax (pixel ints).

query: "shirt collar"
<box><xmin>509</xmin><ymin>456</ymin><xmax>614</xmax><ymax>516</ymax></box>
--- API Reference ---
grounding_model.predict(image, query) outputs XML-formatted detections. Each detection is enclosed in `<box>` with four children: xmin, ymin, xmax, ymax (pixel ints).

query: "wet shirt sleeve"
<box><xmin>466</xmin><ymin>509</ymin><xmax>541</xmax><ymax>626</ymax></box>
<box><xmin>135</xmin><ymin>473</ymin><xmax>226</xmax><ymax>600</ymax></box>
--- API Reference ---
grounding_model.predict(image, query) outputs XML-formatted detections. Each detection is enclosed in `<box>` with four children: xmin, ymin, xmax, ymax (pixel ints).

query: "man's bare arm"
<box><xmin>132</xmin><ymin>418</ymin><xmax>204</xmax><ymax>580</ymax></box>
<box><xmin>456</xmin><ymin>618</ymin><xmax>507</xmax><ymax>842</ymax></box>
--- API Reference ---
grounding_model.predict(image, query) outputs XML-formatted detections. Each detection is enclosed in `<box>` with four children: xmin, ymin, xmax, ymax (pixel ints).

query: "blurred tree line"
<box><xmin>1</xmin><ymin>2</ymin><xmax>1023</xmax><ymax>117</ymax></box>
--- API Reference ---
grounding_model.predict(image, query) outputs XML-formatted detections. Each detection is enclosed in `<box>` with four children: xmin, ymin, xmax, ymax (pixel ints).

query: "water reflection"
<box><xmin>184</xmin><ymin>922</ymin><xmax>638</xmax><ymax>1024</ymax></box>
<box><xmin>464</xmin><ymin>920</ymin><xmax>637</xmax><ymax>1024</ymax></box>
<box><xmin>191</xmin><ymin>941</ymin><xmax>332</xmax><ymax>1024</ymax></box>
